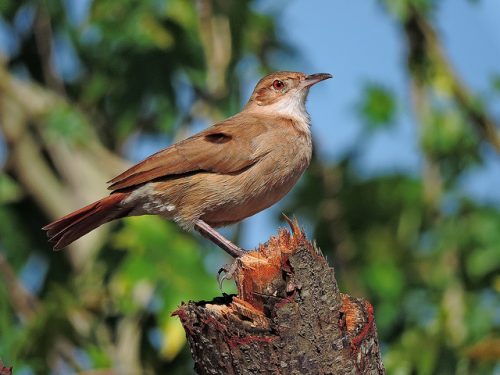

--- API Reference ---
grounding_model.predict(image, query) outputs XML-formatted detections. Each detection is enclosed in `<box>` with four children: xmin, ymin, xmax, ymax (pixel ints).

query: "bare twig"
<box><xmin>33</xmin><ymin>5</ymin><xmax>66</xmax><ymax>95</ymax></box>
<box><xmin>197</xmin><ymin>0</ymin><xmax>232</xmax><ymax>98</ymax></box>
<box><xmin>0</xmin><ymin>252</ymin><xmax>38</xmax><ymax>321</ymax></box>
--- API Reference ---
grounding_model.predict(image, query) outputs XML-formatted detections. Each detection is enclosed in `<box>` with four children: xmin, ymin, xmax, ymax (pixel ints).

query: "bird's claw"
<box><xmin>217</xmin><ymin>257</ymin><xmax>241</xmax><ymax>289</ymax></box>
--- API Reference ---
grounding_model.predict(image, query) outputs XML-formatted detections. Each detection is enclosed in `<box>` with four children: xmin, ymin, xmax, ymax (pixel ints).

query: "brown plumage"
<box><xmin>43</xmin><ymin>71</ymin><xmax>332</xmax><ymax>254</ymax></box>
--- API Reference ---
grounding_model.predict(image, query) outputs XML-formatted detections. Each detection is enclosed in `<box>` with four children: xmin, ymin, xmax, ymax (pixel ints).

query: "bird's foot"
<box><xmin>217</xmin><ymin>255</ymin><xmax>244</xmax><ymax>289</ymax></box>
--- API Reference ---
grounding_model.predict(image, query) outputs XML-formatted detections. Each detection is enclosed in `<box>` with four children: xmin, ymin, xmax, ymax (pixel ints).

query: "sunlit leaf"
<box><xmin>43</xmin><ymin>105</ymin><xmax>91</xmax><ymax>144</ymax></box>
<box><xmin>161</xmin><ymin>317</ymin><xmax>187</xmax><ymax>361</ymax></box>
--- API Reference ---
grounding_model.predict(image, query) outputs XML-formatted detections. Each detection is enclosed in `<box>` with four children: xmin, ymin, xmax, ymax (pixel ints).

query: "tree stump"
<box><xmin>174</xmin><ymin>219</ymin><xmax>385</xmax><ymax>374</ymax></box>
<box><xmin>0</xmin><ymin>361</ymin><xmax>12</xmax><ymax>375</ymax></box>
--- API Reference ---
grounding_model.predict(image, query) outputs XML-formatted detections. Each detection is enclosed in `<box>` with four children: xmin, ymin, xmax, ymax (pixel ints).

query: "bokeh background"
<box><xmin>1</xmin><ymin>0</ymin><xmax>500</xmax><ymax>373</ymax></box>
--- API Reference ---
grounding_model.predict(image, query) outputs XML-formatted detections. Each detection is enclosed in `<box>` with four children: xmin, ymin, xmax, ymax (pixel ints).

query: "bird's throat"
<box><xmin>247</xmin><ymin>91</ymin><xmax>311</xmax><ymax>130</ymax></box>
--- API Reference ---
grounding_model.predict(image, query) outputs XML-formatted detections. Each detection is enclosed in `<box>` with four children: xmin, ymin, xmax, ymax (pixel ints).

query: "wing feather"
<box><xmin>108</xmin><ymin>116</ymin><xmax>270</xmax><ymax>191</ymax></box>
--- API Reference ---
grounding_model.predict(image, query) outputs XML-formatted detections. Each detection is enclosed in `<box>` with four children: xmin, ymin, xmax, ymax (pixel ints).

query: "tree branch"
<box><xmin>0</xmin><ymin>62</ymin><xmax>127</xmax><ymax>269</ymax></box>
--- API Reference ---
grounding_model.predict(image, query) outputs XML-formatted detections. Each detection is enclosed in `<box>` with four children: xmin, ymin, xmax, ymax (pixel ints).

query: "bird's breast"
<box><xmin>201</xmin><ymin>126</ymin><xmax>312</xmax><ymax>226</ymax></box>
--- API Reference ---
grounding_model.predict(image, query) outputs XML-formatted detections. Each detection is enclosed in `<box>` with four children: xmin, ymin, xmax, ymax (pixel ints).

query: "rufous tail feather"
<box><xmin>42</xmin><ymin>192</ymin><xmax>130</xmax><ymax>250</ymax></box>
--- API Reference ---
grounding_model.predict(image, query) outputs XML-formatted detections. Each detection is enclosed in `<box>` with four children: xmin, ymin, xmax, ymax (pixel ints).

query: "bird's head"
<box><xmin>244</xmin><ymin>71</ymin><xmax>332</xmax><ymax>122</ymax></box>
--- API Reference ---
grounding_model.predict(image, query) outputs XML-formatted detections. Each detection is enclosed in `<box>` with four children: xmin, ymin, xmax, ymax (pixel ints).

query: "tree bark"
<box><xmin>0</xmin><ymin>360</ymin><xmax>13</xmax><ymax>375</ymax></box>
<box><xmin>174</xmin><ymin>219</ymin><xmax>385</xmax><ymax>374</ymax></box>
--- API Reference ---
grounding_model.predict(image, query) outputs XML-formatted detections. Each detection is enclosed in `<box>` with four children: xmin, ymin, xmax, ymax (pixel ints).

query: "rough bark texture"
<box><xmin>174</xmin><ymin>219</ymin><xmax>385</xmax><ymax>374</ymax></box>
<box><xmin>0</xmin><ymin>361</ymin><xmax>12</xmax><ymax>375</ymax></box>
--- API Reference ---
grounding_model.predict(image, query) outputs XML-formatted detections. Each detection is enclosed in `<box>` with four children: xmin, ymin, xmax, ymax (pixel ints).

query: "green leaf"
<box><xmin>358</xmin><ymin>84</ymin><xmax>396</xmax><ymax>130</ymax></box>
<box><xmin>0</xmin><ymin>174</ymin><xmax>24</xmax><ymax>203</ymax></box>
<box><xmin>43</xmin><ymin>105</ymin><xmax>91</xmax><ymax>145</ymax></box>
<box><xmin>491</xmin><ymin>74</ymin><xmax>500</xmax><ymax>93</ymax></box>
<box><xmin>364</xmin><ymin>260</ymin><xmax>405</xmax><ymax>299</ymax></box>
<box><xmin>467</xmin><ymin>247</ymin><xmax>500</xmax><ymax>279</ymax></box>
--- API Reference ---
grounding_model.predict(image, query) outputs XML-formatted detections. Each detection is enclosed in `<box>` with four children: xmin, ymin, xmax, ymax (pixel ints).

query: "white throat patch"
<box><xmin>260</xmin><ymin>89</ymin><xmax>310</xmax><ymax>125</ymax></box>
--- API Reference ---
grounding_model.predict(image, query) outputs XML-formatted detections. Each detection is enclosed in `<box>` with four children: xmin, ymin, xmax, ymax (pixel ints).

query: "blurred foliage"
<box><xmin>1</xmin><ymin>0</ymin><xmax>499</xmax><ymax>374</ymax></box>
<box><xmin>358</xmin><ymin>84</ymin><xmax>396</xmax><ymax>130</ymax></box>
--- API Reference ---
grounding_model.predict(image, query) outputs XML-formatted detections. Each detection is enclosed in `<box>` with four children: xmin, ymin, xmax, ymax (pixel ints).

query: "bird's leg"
<box><xmin>194</xmin><ymin>220</ymin><xmax>245</xmax><ymax>258</ymax></box>
<box><xmin>194</xmin><ymin>220</ymin><xmax>245</xmax><ymax>287</ymax></box>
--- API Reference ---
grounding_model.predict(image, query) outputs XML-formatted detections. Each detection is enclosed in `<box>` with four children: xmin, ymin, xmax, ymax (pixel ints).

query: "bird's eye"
<box><xmin>272</xmin><ymin>80</ymin><xmax>285</xmax><ymax>90</ymax></box>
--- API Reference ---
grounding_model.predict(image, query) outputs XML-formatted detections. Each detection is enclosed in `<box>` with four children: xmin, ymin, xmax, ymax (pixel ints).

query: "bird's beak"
<box><xmin>302</xmin><ymin>73</ymin><xmax>333</xmax><ymax>88</ymax></box>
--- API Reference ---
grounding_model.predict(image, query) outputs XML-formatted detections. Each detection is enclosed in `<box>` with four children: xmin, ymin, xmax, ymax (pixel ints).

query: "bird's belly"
<box><xmin>200</xmin><ymin>159</ymin><xmax>308</xmax><ymax>227</ymax></box>
<box><xmin>201</xmin><ymin>186</ymin><xmax>287</xmax><ymax>226</ymax></box>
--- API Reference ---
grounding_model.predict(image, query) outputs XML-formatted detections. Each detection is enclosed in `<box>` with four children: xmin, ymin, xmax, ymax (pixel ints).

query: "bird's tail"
<box><xmin>43</xmin><ymin>192</ymin><xmax>130</xmax><ymax>250</ymax></box>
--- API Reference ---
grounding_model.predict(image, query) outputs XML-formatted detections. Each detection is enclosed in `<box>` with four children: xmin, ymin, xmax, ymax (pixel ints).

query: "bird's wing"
<box><xmin>107</xmin><ymin>115</ymin><xmax>271</xmax><ymax>191</ymax></box>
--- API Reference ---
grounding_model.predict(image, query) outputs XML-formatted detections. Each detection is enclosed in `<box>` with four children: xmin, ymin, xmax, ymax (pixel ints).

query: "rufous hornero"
<box><xmin>43</xmin><ymin>71</ymin><xmax>332</xmax><ymax>259</ymax></box>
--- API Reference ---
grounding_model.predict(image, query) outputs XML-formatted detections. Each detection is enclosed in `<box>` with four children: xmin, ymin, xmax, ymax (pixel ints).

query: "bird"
<box><xmin>43</xmin><ymin>71</ymin><xmax>332</xmax><ymax>258</ymax></box>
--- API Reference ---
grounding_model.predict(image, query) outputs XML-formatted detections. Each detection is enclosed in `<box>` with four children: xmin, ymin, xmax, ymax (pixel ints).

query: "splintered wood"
<box><xmin>174</xmin><ymin>219</ymin><xmax>385</xmax><ymax>375</ymax></box>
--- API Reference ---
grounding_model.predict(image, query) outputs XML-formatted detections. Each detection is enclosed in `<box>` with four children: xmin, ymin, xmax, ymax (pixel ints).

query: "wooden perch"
<box><xmin>174</xmin><ymin>219</ymin><xmax>385</xmax><ymax>374</ymax></box>
<box><xmin>0</xmin><ymin>360</ymin><xmax>12</xmax><ymax>375</ymax></box>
